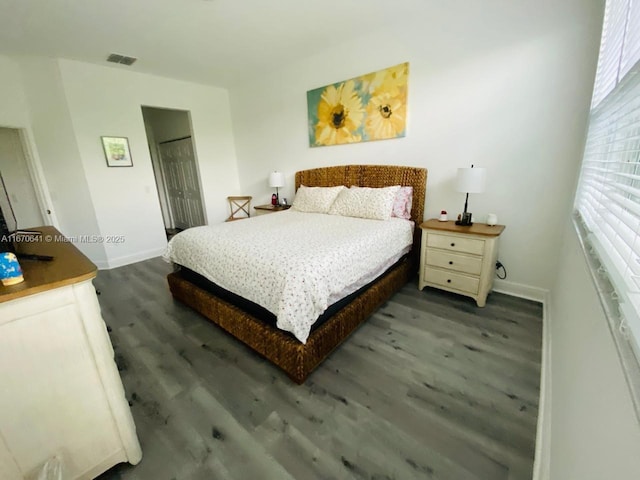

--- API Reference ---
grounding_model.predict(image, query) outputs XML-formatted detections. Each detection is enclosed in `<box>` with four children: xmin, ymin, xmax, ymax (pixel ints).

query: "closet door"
<box><xmin>158</xmin><ymin>137</ymin><xmax>205</xmax><ymax>229</ymax></box>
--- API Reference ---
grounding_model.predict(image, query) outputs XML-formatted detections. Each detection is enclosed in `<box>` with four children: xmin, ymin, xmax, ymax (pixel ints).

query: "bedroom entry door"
<box><xmin>0</xmin><ymin>127</ymin><xmax>52</xmax><ymax>229</ymax></box>
<box><xmin>158</xmin><ymin>137</ymin><xmax>205</xmax><ymax>230</ymax></box>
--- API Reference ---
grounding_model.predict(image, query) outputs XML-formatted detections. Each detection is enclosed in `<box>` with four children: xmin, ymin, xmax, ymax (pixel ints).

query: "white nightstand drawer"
<box><xmin>427</xmin><ymin>233</ymin><xmax>485</xmax><ymax>255</ymax></box>
<box><xmin>426</xmin><ymin>249</ymin><xmax>483</xmax><ymax>276</ymax></box>
<box><xmin>424</xmin><ymin>268</ymin><xmax>480</xmax><ymax>294</ymax></box>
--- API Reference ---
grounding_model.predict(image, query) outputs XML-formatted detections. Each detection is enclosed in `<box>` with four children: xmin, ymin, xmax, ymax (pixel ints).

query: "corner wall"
<box><xmin>57</xmin><ymin>59</ymin><xmax>240</xmax><ymax>268</ymax></box>
<box><xmin>17</xmin><ymin>57</ymin><xmax>107</xmax><ymax>264</ymax></box>
<box><xmin>1</xmin><ymin>55</ymin><xmax>240</xmax><ymax>268</ymax></box>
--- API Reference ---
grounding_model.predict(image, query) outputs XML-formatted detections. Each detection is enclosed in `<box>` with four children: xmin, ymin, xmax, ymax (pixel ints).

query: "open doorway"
<box><xmin>0</xmin><ymin>127</ymin><xmax>48</xmax><ymax>230</ymax></box>
<box><xmin>141</xmin><ymin>107</ymin><xmax>207</xmax><ymax>240</ymax></box>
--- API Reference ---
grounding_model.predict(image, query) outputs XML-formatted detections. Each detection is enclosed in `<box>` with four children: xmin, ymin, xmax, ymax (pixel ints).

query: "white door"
<box><xmin>0</xmin><ymin>128</ymin><xmax>44</xmax><ymax>229</ymax></box>
<box><xmin>158</xmin><ymin>137</ymin><xmax>205</xmax><ymax>230</ymax></box>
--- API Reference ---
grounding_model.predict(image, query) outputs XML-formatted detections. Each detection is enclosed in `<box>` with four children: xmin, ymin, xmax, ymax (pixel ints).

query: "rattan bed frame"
<box><xmin>167</xmin><ymin>164</ymin><xmax>427</xmax><ymax>383</ymax></box>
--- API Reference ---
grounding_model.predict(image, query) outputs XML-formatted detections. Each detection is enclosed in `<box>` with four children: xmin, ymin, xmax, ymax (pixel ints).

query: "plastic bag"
<box><xmin>36</xmin><ymin>455</ymin><xmax>64</xmax><ymax>480</ymax></box>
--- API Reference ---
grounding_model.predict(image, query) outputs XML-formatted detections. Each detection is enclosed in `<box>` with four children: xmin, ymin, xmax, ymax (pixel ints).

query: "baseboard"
<box><xmin>493</xmin><ymin>279</ymin><xmax>549</xmax><ymax>303</ymax></box>
<box><xmin>93</xmin><ymin>259</ymin><xmax>110</xmax><ymax>270</ymax></box>
<box><xmin>493</xmin><ymin>279</ymin><xmax>552</xmax><ymax>478</ymax></box>
<box><xmin>101</xmin><ymin>247</ymin><xmax>167</xmax><ymax>270</ymax></box>
<box><xmin>533</xmin><ymin>290</ymin><xmax>552</xmax><ymax>480</ymax></box>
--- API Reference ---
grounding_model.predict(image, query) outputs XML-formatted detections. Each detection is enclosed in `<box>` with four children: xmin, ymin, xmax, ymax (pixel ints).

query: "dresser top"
<box><xmin>0</xmin><ymin>226</ymin><xmax>97</xmax><ymax>303</ymax></box>
<box><xmin>421</xmin><ymin>219</ymin><xmax>505</xmax><ymax>237</ymax></box>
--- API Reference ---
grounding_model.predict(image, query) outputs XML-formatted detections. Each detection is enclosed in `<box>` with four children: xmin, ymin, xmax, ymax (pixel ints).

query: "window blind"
<box><xmin>620</xmin><ymin>1</ymin><xmax>640</xmax><ymax>79</ymax></box>
<box><xmin>575</xmin><ymin>0</ymin><xmax>640</xmax><ymax>364</ymax></box>
<box><xmin>591</xmin><ymin>0</ymin><xmax>630</xmax><ymax>107</ymax></box>
<box><xmin>576</xmin><ymin>65</ymin><xmax>640</xmax><ymax>358</ymax></box>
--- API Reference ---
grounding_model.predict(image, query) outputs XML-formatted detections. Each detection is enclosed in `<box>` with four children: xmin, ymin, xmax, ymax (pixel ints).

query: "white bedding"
<box><xmin>163</xmin><ymin>210</ymin><xmax>413</xmax><ymax>343</ymax></box>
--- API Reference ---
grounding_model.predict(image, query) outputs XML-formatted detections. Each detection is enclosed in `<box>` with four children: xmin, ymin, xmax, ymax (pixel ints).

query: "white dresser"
<box><xmin>418</xmin><ymin>219</ymin><xmax>505</xmax><ymax>307</ymax></box>
<box><xmin>0</xmin><ymin>227</ymin><xmax>141</xmax><ymax>479</ymax></box>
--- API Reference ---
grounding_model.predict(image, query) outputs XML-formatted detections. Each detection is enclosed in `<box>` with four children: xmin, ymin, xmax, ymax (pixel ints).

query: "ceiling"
<box><xmin>0</xmin><ymin>0</ymin><xmax>433</xmax><ymax>88</ymax></box>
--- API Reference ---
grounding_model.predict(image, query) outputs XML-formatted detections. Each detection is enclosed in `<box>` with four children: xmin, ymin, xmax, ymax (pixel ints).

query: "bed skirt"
<box><xmin>167</xmin><ymin>255</ymin><xmax>412</xmax><ymax>384</ymax></box>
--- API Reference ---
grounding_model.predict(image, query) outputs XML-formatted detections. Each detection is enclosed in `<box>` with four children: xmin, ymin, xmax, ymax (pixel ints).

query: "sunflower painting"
<box><xmin>307</xmin><ymin>62</ymin><xmax>409</xmax><ymax>147</ymax></box>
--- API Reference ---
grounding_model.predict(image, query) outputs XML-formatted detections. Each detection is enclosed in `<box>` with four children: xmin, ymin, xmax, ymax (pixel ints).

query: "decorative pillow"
<box><xmin>391</xmin><ymin>186</ymin><xmax>413</xmax><ymax>220</ymax></box>
<box><xmin>328</xmin><ymin>185</ymin><xmax>401</xmax><ymax>220</ymax></box>
<box><xmin>291</xmin><ymin>185</ymin><xmax>346</xmax><ymax>213</ymax></box>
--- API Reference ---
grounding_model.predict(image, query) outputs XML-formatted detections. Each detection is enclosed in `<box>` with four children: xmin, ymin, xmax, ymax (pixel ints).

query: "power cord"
<box><xmin>496</xmin><ymin>260</ymin><xmax>507</xmax><ymax>279</ymax></box>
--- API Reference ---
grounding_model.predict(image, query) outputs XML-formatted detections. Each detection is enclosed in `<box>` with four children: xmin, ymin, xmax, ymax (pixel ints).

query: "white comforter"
<box><xmin>163</xmin><ymin>210</ymin><xmax>413</xmax><ymax>343</ymax></box>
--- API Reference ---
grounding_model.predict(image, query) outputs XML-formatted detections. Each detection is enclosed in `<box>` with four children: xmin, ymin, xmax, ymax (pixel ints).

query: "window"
<box><xmin>574</xmin><ymin>0</ymin><xmax>640</xmax><ymax>415</ymax></box>
<box><xmin>590</xmin><ymin>0</ymin><xmax>630</xmax><ymax>107</ymax></box>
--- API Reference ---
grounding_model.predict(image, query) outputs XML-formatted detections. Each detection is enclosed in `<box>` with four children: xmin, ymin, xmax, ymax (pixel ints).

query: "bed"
<box><xmin>166</xmin><ymin>164</ymin><xmax>427</xmax><ymax>383</ymax></box>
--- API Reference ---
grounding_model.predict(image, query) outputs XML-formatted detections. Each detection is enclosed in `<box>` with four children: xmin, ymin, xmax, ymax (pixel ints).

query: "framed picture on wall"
<box><xmin>101</xmin><ymin>136</ymin><xmax>133</xmax><ymax>167</ymax></box>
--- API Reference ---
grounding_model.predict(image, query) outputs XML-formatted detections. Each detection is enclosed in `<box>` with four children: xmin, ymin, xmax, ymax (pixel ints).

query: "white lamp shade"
<box><xmin>269</xmin><ymin>171</ymin><xmax>285</xmax><ymax>188</ymax></box>
<box><xmin>456</xmin><ymin>167</ymin><xmax>486</xmax><ymax>193</ymax></box>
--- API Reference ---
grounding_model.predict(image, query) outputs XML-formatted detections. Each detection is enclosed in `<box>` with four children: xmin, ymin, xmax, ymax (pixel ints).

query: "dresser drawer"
<box><xmin>426</xmin><ymin>232</ymin><xmax>485</xmax><ymax>255</ymax></box>
<box><xmin>426</xmin><ymin>249</ymin><xmax>482</xmax><ymax>276</ymax></box>
<box><xmin>424</xmin><ymin>268</ymin><xmax>480</xmax><ymax>294</ymax></box>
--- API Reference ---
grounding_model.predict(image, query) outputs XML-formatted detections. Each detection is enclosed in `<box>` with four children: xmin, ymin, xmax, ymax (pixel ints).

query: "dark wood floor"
<box><xmin>95</xmin><ymin>257</ymin><xmax>542</xmax><ymax>480</ymax></box>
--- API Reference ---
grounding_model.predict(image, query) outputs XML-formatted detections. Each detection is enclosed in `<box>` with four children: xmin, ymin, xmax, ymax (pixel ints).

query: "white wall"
<box><xmin>229</xmin><ymin>0</ymin><xmax>604</xmax><ymax>295</ymax></box>
<box><xmin>17</xmin><ymin>57</ymin><xmax>108</xmax><ymax>264</ymax></box>
<box><xmin>545</xmin><ymin>223</ymin><xmax>640</xmax><ymax>479</ymax></box>
<box><xmin>54</xmin><ymin>59</ymin><xmax>239</xmax><ymax>268</ymax></box>
<box><xmin>0</xmin><ymin>55</ymin><xmax>239</xmax><ymax>268</ymax></box>
<box><xmin>0</xmin><ymin>55</ymin><xmax>31</xmax><ymax>128</ymax></box>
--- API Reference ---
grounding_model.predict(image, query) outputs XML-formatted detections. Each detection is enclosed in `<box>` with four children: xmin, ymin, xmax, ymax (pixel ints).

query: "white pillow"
<box><xmin>329</xmin><ymin>185</ymin><xmax>401</xmax><ymax>220</ymax></box>
<box><xmin>292</xmin><ymin>185</ymin><xmax>346</xmax><ymax>213</ymax></box>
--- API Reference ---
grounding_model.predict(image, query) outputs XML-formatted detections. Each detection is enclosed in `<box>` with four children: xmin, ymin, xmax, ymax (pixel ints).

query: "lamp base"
<box><xmin>455</xmin><ymin>212</ymin><xmax>473</xmax><ymax>226</ymax></box>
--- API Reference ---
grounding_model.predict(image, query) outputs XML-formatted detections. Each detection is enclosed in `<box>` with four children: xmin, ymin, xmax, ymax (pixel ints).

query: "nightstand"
<box><xmin>253</xmin><ymin>204</ymin><xmax>292</xmax><ymax>213</ymax></box>
<box><xmin>418</xmin><ymin>219</ymin><xmax>505</xmax><ymax>307</ymax></box>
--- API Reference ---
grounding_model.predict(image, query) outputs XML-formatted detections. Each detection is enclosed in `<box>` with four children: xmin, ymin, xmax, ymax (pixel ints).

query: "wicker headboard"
<box><xmin>295</xmin><ymin>164</ymin><xmax>427</xmax><ymax>225</ymax></box>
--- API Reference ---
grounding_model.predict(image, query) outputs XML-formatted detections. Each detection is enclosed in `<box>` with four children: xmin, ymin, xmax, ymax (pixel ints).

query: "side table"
<box><xmin>418</xmin><ymin>219</ymin><xmax>505</xmax><ymax>306</ymax></box>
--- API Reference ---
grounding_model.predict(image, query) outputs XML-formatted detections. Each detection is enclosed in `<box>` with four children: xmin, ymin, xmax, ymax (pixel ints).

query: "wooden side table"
<box><xmin>254</xmin><ymin>204</ymin><xmax>292</xmax><ymax>214</ymax></box>
<box><xmin>418</xmin><ymin>219</ymin><xmax>505</xmax><ymax>306</ymax></box>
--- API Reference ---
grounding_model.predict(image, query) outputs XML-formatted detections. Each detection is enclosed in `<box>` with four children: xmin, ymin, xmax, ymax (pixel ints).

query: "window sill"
<box><xmin>573</xmin><ymin>213</ymin><xmax>640</xmax><ymax>424</ymax></box>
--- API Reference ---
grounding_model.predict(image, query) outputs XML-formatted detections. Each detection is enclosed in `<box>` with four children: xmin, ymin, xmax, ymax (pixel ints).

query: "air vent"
<box><xmin>106</xmin><ymin>53</ymin><xmax>137</xmax><ymax>66</ymax></box>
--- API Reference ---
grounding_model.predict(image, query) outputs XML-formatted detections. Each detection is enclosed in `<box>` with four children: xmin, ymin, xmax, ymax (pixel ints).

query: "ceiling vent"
<box><xmin>106</xmin><ymin>53</ymin><xmax>137</xmax><ymax>66</ymax></box>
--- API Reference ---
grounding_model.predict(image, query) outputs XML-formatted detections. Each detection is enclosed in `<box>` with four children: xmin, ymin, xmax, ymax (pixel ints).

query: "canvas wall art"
<box><xmin>307</xmin><ymin>62</ymin><xmax>409</xmax><ymax>147</ymax></box>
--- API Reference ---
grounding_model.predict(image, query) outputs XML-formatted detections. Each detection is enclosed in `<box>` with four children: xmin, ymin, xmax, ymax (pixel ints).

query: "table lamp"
<box><xmin>455</xmin><ymin>165</ymin><xmax>486</xmax><ymax>226</ymax></box>
<box><xmin>269</xmin><ymin>171</ymin><xmax>285</xmax><ymax>206</ymax></box>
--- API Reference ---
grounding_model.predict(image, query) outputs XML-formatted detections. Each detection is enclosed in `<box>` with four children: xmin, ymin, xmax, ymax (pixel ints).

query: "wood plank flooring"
<box><xmin>94</xmin><ymin>257</ymin><xmax>542</xmax><ymax>480</ymax></box>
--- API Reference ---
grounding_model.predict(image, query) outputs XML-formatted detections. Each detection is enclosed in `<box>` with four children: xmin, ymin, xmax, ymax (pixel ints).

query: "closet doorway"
<box><xmin>0</xmin><ymin>127</ymin><xmax>49</xmax><ymax>229</ymax></box>
<box><xmin>142</xmin><ymin>107</ymin><xmax>206</xmax><ymax>238</ymax></box>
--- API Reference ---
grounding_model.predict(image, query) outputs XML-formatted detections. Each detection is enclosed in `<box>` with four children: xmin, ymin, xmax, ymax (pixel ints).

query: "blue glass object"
<box><xmin>0</xmin><ymin>252</ymin><xmax>24</xmax><ymax>286</ymax></box>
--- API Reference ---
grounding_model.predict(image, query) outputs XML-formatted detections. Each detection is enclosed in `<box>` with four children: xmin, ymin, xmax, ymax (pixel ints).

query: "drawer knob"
<box><xmin>450</xmin><ymin>242</ymin><xmax>455</xmax><ymax>247</ymax></box>
<box><xmin>447</xmin><ymin>279</ymin><xmax>452</xmax><ymax>283</ymax></box>
<box><xmin>449</xmin><ymin>261</ymin><xmax>453</xmax><ymax>265</ymax></box>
